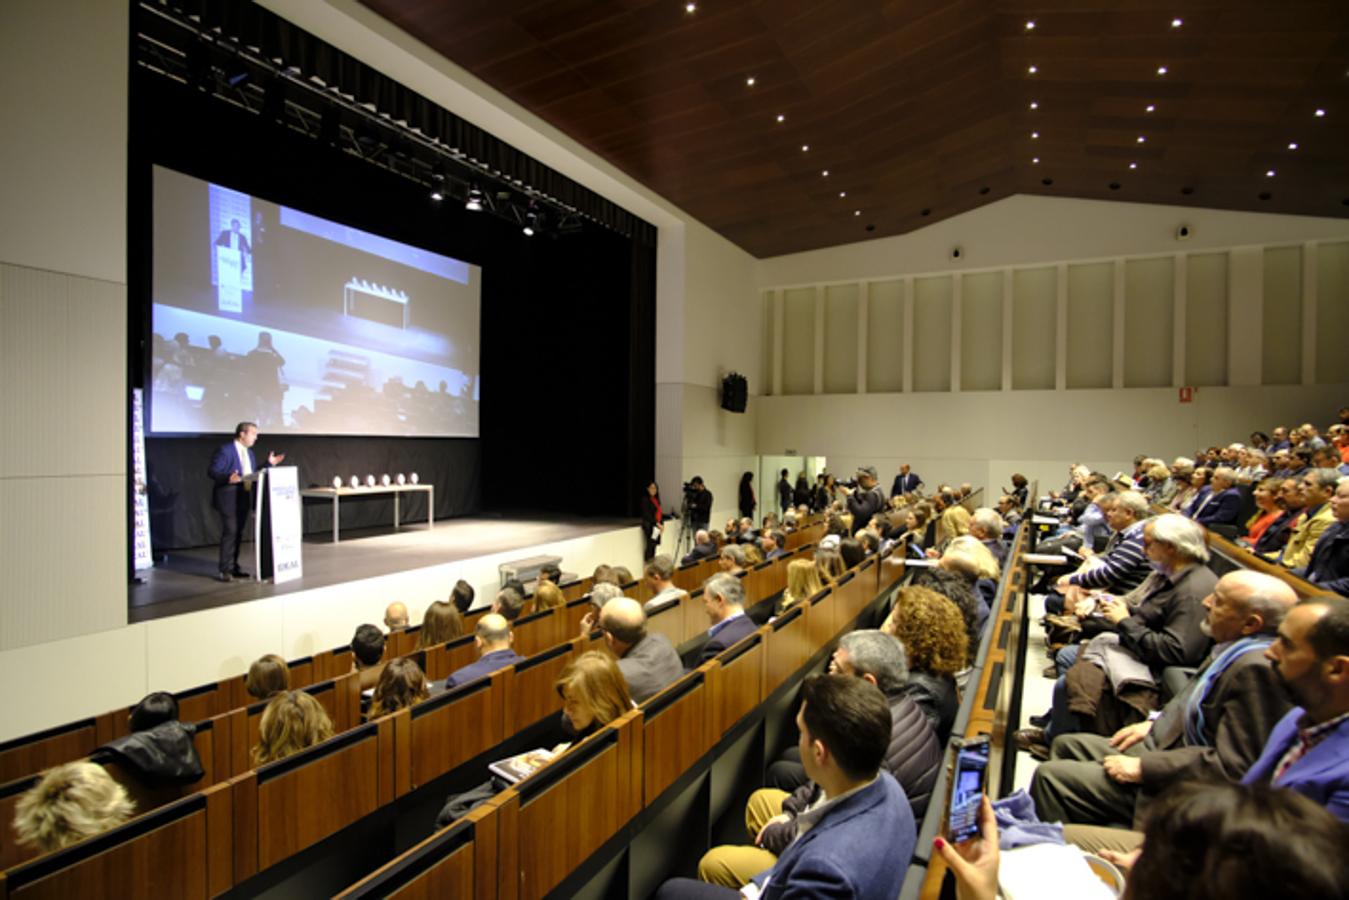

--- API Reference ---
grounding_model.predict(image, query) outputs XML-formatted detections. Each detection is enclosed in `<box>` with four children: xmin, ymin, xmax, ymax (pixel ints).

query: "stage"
<box><xmin>129</xmin><ymin>513</ymin><xmax>637</xmax><ymax>623</ymax></box>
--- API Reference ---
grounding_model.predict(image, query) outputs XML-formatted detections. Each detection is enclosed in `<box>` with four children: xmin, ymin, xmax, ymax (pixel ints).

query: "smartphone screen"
<box><xmin>947</xmin><ymin>738</ymin><xmax>990</xmax><ymax>843</ymax></box>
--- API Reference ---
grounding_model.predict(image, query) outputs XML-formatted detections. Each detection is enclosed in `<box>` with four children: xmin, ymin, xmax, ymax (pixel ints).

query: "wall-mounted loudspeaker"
<box><xmin>1175</xmin><ymin>224</ymin><xmax>1192</xmax><ymax>241</ymax></box>
<box><xmin>720</xmin><ymin>373</ymin><xmax>748</xmax><ymax>413</ymax></box>
<box><xmin>950</xmin><ymin>246</ymin><xmax>963</xmax><ymax>260</ymax></box>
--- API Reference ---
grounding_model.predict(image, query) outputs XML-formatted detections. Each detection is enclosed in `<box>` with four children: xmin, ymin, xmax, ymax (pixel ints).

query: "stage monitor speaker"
<box><xmin>720</xmin><ymin>373</ymin><xmax>748</xmax><ymax>413</ymax></box>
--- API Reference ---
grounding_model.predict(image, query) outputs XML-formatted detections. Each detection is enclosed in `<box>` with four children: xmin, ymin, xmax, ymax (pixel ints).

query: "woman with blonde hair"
<box><xmin>245</xmin><ymin>653</ymin><xmax>289</xmax><ymax>700</ymax></box>
<box><xmin>366</xmin><ymin>657</ymin><xmax>431</xmax><ymax>720</ymax></box>
<box><xmin>251</xmin><ymin>690</ymin><xmax>335</xmax><ymax>767</ymax></box>
<box><xmin>814</xmin><ymin>547</ymin><xmax>846</xmax><ymax>585</ymax></box>
<box><xmin>555</xmin><ymin>650</ymin><xmax>634</xmax><ymax>739</ymax></box>
<box><xmin>882</xmin><ymin>585</ymin><xmax>967</xmax><ymax>740</ymax></box>
<box><xmin>778</xmin><ymin>558</ymin><xmax>823</xmax><ymax>613</ymax></box>
<box><xmin>940</xmin><ymin>535</ymin><xmax>1001</xmax><ymax>581</ymax></box>
<box><xmin>532</xmin><ymin>580</ymin><xmax>565</xmax><ymax>612</ymax></box>
<box><xmin>418</xmin><ymin>600</ymin><xmax>465</xmax><ymax>649</ymax></box>
<box><xmin>742</xmin><ymin>544</ymin><xmax>764</xmax><ymax>567</ymax></box>
<box><xmin>13</xmin><ymin>761</ymin><xmax>136</xmax><ymax>852</ymax></box>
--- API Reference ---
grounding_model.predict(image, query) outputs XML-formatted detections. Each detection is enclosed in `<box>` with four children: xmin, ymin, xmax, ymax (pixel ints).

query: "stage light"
<box><xmin>410</xmin><ymin>473</ymin><xmax>420</xmax><ymax>484</ymax></box>
<box><xmin>1137</xmin><ymin>135</ymin><xmax>1146</xmax><ymax>143</ymax></box>
<box><xmin>746</xmin><ymin>76</ymin><xmax>756</xmax><ymax>87</ymax></box>
<box><xmin>1025</xmin><ymin>20</ymin><xmax>1035</xmax><ymax>30</ymax></box>
<box><xmin>1156</xmin><ymin>66</ymin><xmax>1168</xmax><ymax>75</ymax></box>
<box><xmin>1032</xmin><ymin>157</ymin><xmax>1040</xmax><ymax>164</ymax></box>
<box><xmin>1171</xmin><ymin>17</ymin><xmax>1182</xmax><ymax>28</ymax></box>
<box><xmin>465</xmin><ymin>187</ymin><xmax>484</xmax><ymax>211</ymax></box>
<box><xmin>1146</xmin><ymin>104</ymin><xmax>1156</xmax><ymax>113</ymax></box>
<box><xmin>397</xmin><ymin>473</ymin><xmax>407</xmax><ymax>485</ymax></box>
<box><xmin>1266</xmin><ymin>169</ymin><xmax>1276</xmax><ymax>177</ymax></box>
<box><xmin>776</xmin><ymin>114</ymin><xmax>785</xmax><ymax>123</ymax></box>
<box><xmin>1288</xmin><ymin>141</ymin><xmax>1299</xmax><ymax>150</ymax></box>
<box><xmin>1029</xmin><ymin>101</ymin><xmax>1038</xmax><ymax>110</ymax></box>
<box><xmin>1129</xmin><ymin>162</ymin><xmax>1138</xmax><ymax>169</ymax></box>
<box><xmin>1315</xmin><ymin>108</ymin><xmax>1326</xmax><ymax>117</ymax></box>
<box><xmin>1027</xmin><ymin>65</ymin><xmax>1037</xmax><ymax>75</ymax></box>
<box><xmin>839</xmin><ymin>191</ymin><xmax>847</xmax><ymax>198</ymax></box>
<box><xmin>685</xmin><ymin>1</ymin><xmax>696</xmax><ymax>12</ymax></box>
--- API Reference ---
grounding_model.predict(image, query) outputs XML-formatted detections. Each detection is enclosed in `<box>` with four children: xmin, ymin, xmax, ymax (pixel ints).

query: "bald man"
<box><xmin>384</xmin><ymin>601</ymin><xmax>409</xmax><ymax>631</ymax></box>
<box><xmin>1031</xmin><ymin>570</ymin><xmax>1298</xmax><ymax>832</ymax></box>
<box><xmin>599</xmin><ymin>597</ymin><xmax>684</xmax><ymax>703</ymax></box>
<box><xmin>443</xmin><ymin>613</ymin><xmax>523</xmax><ymax>689</ymax></box>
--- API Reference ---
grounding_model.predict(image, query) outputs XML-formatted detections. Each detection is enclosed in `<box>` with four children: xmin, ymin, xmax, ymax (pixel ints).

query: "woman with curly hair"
<box><xmin>882</xmin><ymin>585</ymin><xmax>966</xmax><ymax>741</ymax></box>
<box><xmin>13</xmin><ymin>761</ymin><xmax>136</xmax><ymax>852</ymax></box>
<box><xmin>251</xmin><ymin>690</ymin><xmax>335</xmax><ymax>767</ymax></box>
<box><xmin>366</xmin><ymin>657</ymin><xmax>431</xmax><ymax>720</ymax></box>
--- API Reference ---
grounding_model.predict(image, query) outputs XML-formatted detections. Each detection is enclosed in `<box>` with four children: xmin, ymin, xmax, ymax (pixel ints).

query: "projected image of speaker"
<box><xmin>720</xmin><ymin>372</ymin><xmax>748</xmax><ymax>413</ymax></box>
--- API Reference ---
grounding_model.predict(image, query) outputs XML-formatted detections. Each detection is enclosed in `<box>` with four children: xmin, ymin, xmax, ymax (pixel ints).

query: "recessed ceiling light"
<box><xmin>746</xmin><ymin>76</ymin><xmax>756</xmax><ymax>86</ymax></box>
<box><xmin>1129</xmin><ymin>162</ymin><xmax>1138</xmax><ymax>170</ymax></box>
<box><xmin>1288</xmin><ymin>141</ymin><xmax>1299</xmax><ymax>150</ymax></box>
<box><xmin>1025</xmin><ymin>20</ymin><xmax>1035</xmax><ymax>30</ymax></box>
<box><xmin>1146</xmin><ymin>104</ymin><xmax>1156</xmax><ymax>113</ymax></box>
<box><xmin>1315</xmin><ymin>108</ymin><xmax>1326</xmax><ymax>117</ymax></box>
<box><xmin>776</xmin><ymin>114</ymin><xmax>785</xmax><ymax>123</ymax></box>
<box><xmin>853</xmin><ymin>210</ymin><xmax>861</xmax><ymax>216</ymax></box>
<box><xmin>1171</xmin><ymin>17</ymin><xmax>1182</xmax><ymax>28</ymax></box>
<box><xmin>1266</xmin><ymin>169</ymin><xmax>1276</xmax><ymax>177</ymax></box>
<box><xmin>685</xmin><ymin>1</ymin><xmax>696</xmax><ymax>12</ymax></box>
<box><xmin>838</xmin><ymin>191</ymin><xmax>847</xmax><ymax>198</ymax></box>
<box><xmin>1031</xmin><ymin>131</ymin><xmax>1039</xmax><ymax>139</ymax></box>
<box><xmin>1137</xmin><ymin>135</ymin><xmax>1146</xmax><ymax>143</ymax></box>
<box><xmin>1157</xmin><ymin>66</ymin><xmax>1168</xmax><ymax>75</ymax></box>
<box><xmin>1030</xmin><ymin>101</ymin><xmax>1039</xmax><ymax>110</ymax></box>
<box><xmin>1032</xmin><ymin>156</ymin><xmax>1040</xmax><ymax>164</ymax></box>
<box><xmin>1028</xmin><ymin>65</ymin><xmax>1038</xmax><ymax>74</ymax></box>
<box><xmin>801</xmin><ymin>144</ymin><xmax>809</xmax><ymax>152</ymax></box>
<box><xmin>821</xmin><ymin>170</ymin><xmax>829</xmax><ymax>177</ymax></box>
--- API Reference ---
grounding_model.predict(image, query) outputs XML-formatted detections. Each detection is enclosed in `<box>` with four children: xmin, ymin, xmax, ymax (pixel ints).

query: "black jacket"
<box><xmin>902</xmin><ymin>671</ymin><xmax>959</xmax><ymax>744</ymax></box>
<box><xmin>846</xmin><ymin>486</ymin><xmax>886</xmax><ymax>529</ymax></box>
<box><xmin>739</xmin><ymin>482</ymin><xmax>756</xmax><ymax>518</ymax></box>
<box><xmin>98</xmin><ymin>721</ymin><xmax>204</xmax><ymax>786</ymax></box>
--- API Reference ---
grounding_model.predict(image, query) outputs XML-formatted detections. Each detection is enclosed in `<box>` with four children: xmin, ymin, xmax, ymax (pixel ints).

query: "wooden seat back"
<box><xmin>510</xmin><ymin>606</ymin><xmax>562</xmax><ymax>658</ymax></box>
<box><xmin>639</xmin><ymin>667</ymin><xmax>712</xmax><ymax>803</ymax></box>
<box><xmin>762</xmin><ymin>602</ymin><xmax>810</xmax><ymax>696</ymax></box>
<box><xmin>397</xmin><ymin>668</ymin><xmax>507</xmax><ymax>795</ymax></box>
<box><xmin>0</xmin><ymin>720</ymin><xmax>99</xmax><ymax>785</ymax></box>
<box><xmin>228</xmin><ymin>675</ymin><xmax>360</xmax><ymax>776</ymax></box>
<box><xmin>502</xmin><ymin>641</ymin><xmax>579</xmax><ymax>736</ymax></box>
<box><xmin>423</xmin><ymin>633</ymin><xmax>480</xmax><ymax>682</ymax></box>
<box><xmin>708</xmin><ymin>630</ymin><xmax>766</xmax><ymax>737</ymax></box>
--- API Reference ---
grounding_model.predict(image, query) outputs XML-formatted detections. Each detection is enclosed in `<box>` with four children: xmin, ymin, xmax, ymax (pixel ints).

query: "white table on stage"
<box><xmin>299</xmin><ymin>484</ymin><xmax>435</xmax><ymax>543</ymax></box>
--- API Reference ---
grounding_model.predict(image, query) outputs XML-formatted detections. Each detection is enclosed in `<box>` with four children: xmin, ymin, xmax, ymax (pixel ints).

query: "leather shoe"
<box><xmin>1028</xmin><ymin>712</ymin><xmax>1051</xmax><ymax>728</ymax></box>
<box><xmin>216</xmin><ymin>571</ymin><xmax>233</xmax><ymax>583</ymax></box>
<box><xmin>1013</xmin><ymin>727</ymin><xmax>1051</xmax><ymax>761</ymax></box>
<box><xmin>230</xmin><ymin>568</ymin><xmax>250</xmax><ymax>579</ymax></box>
<box><xmin>1042</xmin><ymin>663</ymin><xmax>1060</xmax><ymax>679</ymax></box>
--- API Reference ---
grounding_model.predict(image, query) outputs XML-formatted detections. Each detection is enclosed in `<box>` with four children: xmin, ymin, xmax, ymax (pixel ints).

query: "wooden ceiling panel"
<box><xmin>361</xmin><ymin>0</ymin><xmax>1349</xmax><ymax>256</ymax></box>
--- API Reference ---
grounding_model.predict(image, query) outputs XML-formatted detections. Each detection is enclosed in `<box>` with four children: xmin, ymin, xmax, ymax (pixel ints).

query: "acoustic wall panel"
<box><xmin>1066</xmin><ymin>263</ymin><xmax>1113</xmax><ymax>389</ymax></box>
<box><xmin>1262</xmin><ymin>246</ymin><xmax>1302</xmax><ymax>386</ymax></box>
<box><xmin>823</xmin><ymin>284</ymin><xmax>859</xmax><ymax>394</ymax></box>
<box><xmin>781</xmin><ymin>287</ymin><xmax>816</xmax><ymax>395</ymax></box>
<box><xmin>912</xmin><ymin>276</ymin><xmax>952</xmax><ymax>392</ymax></box>
<box><xmin>1185</xmin><ymin>252</ymin><xmax>1229</xmax><ymax>387</ymax></box>
<box><xmin>866</xmin><ymin>280</ymin><xmax>905</xmax><ymax>393</ymax></box>
<box><xmin>960</xmin><ymin>272</ymin><xmax>1003</xmax><ymax>391</ymax></box>
<box><xmin>1012</xmin><ymin>267</ymin><xmax>1056</xmax><ymax>390</ymax></box>
<box><xmin>761</xmin><ymin>291</ymin><xmax>775</xmax><ymax>396</ymax></box>
<box><xmin>1124</xmin><ymin>257</ymin><xmax>1174</xmax><ymax>388</ymax></box>
<box><xmin>1316</xmin><ymin>242</ymin><xmax>1349</xmax><ymax>385</ymax></box>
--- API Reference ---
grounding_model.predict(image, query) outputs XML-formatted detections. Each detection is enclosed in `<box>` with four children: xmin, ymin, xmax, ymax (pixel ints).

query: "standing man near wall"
<box><xmin>891</xmin><ymin>464</ymin><xmax>922</xmax><ymax>498</ymax></box>
<box><xmin>777</xmin><ymin>468</ymin><xmax>793</xmax><ymax>516</ymax></box>
<box><xmin>207</xmin><ymin>421</ymin><xmax>284</xmax><ymax>582</ymax></box>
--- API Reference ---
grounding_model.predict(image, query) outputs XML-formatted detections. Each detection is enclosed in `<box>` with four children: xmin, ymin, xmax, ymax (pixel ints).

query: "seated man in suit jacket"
<box><xmin>692</xmin><ymin>573</ymin><xmax>758</xmax><ymax>667</ymax></box>
<box><xmin>1195</xmin><ymin>467</ymin><xmax>1244</xmax><ymax>527</ymax></box>
<box><xmin>1031</xmin><ymin>571</ymin><xmax>1298</xmax><ymax>830</ymax></box>
<box><xmin>656</xmin><ymin>674</ymin><xmax>916</xmax><ymax>900</ymax></box>
<box><xmin>1300</xmin><ymin>481</ymin><xmax>1349</xmax><ymax>596</ymax></box>
<box><xmin>443</xmin><ymin>614</ymin><xmax>522</xmax><ymax>690</ymax></box>
<box><xmin>1280</xmin><ymin>468</ymin><xmax>1340</xmax><ymax>571</ymax></box>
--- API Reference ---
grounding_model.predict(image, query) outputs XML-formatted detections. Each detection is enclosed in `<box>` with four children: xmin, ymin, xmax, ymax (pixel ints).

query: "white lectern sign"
<box><xmin>268</xmin><ymin>466</ymin><xmax>303</xmax><ymax>584</ymax></box>
<box><xmin>216</xmin><ymin>245</ymin><xmax>243</xmax><ymax>313</ymax></box>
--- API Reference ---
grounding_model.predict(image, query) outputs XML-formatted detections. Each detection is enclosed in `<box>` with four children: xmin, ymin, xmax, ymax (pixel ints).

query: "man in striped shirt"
<box><xmin>1044</xmin><ymin>491</ymin><xmax>1151</xmax><ymax>618</ymax></box>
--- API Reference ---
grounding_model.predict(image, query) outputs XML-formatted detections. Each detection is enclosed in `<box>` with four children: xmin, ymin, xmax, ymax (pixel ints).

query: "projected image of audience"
<box><xmin>150</xmin><ymin>165</ymin><xmax>481</xmax><ymax>438</ymax></box>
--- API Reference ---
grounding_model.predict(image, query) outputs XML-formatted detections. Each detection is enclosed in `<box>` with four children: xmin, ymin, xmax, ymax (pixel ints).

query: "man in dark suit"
<box><xmin>1195</xmin><ymin>467</ymin><xmax>1243</xmax><ymax>527</ymax></box>
<box><xmin>681</xmin><ymin>529</ymin><xmax>718</xmax><ymax>565</ymax></box>
<box><xmin>443</xmin><ymin>614</ymin><xmax>523</xmax><ymax>689</ymax></box>
<box><xmin>655</xmin><ymin>674</ymin><xmax>916</xmax><ymax>900</ymax></box>
<box><xmin>207</xmin><ymin>421</ymin><xmax>284</xmax><ymax>581</ymax></box>
<box><xmin>1030</xmin><ymin>571</ymin><xmax>1298</xmax><ymax>829</ymax></box>
<box><xmin>890</xmin><ymin>463</ymin><xmax>922</xmax><ymax>497</ymax></box>
<box><xmin>214</xmin><ymin>218</ymin><xmax>252</xmax><ymax>273</ymax></box>
<box><xmin>693</xmin><ymin>573</ymin><xmax>757</xmax><ymax>666</ymax></box>
<box><xmin>1300</xmin><ymin>480</ymin><xmax>1349</xmax><ymax>596</ymax></box>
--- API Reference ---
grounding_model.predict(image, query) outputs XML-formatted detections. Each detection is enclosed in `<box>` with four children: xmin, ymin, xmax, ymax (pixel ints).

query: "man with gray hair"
<box><xmin>697</xmin><ymin>630</ymin><xmax>940</xmax><ymax>890</ymax></box>
<box><xmin>1046</xmin><ymin>490</ymin><xmax>1151</xmax><ymax>623</ymax></box>
<box><xmin>694</xmin><ymin>573</ymin><xmax>756</xmax><ymax>666</ymax></box>
<box><xmin>598</xmin><ymin>597</ymin><xmax>683</xmax><ymax>702</ymax></box>
<box><xmin>1159</xmin><ymin>457</ymin><xmax>1194</xmax><ymax>506</ymax></box>
<box><xmin>968</xmin><ymin>508</ymin><xmax>1007</xmax><ymax>566</ymax></box>
<box><xmin>681</xmin><ymin>529</ymin><xmax>717</xmax><ymax>565</ymax></box>
<box><xmin>1031</xmin><ymin>571</ymin><xmax>1297</xmax><ymax>835</ymax></box>
<box><xmin>1278</xmin><ymin>468</ymin><xmax>1340</xmax><ymax>570</ymax></box>
<box><xmin>643</xmin><ymin>554</ymin><xmax>688</xmax><ymax>612</ymax></box>
<box><xmin>491</xmin><ymin>586</ymin><xmax>526</xmax><ymax>622</ymax></box>
<box><xmin>1194</xmin><ymin>467</ymin><xmax>1242</xmax><ymax>528</ymax></box>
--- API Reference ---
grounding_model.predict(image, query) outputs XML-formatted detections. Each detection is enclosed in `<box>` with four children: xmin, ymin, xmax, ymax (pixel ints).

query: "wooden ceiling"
<box><xmin>360</xmin><ymin>0</ymin><xmax>1349</xmax><ymax>258</ymax></box>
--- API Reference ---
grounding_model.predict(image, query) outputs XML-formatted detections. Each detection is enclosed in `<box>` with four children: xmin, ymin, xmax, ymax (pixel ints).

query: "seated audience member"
<box><xmin>967</xmin><ymin>508</ymin><xmax>1007</xmax><ymax>566</ymax></box>
<box><xmin>1313</xmin><ymin>443</ymin><xmax>1349</xmax><ymax>476</ymax></box>
<box><xmin>96</xmin><ymin>691</ymin><xmax>205</xmax><ymax>787</ymax></box>
<box><xmin>531</xmin><ymin>580</ymin><xmax>565</xmax><ymax>612</ymax></box>
<box><xmin>814</xmin><ymin>546</ymin><xmax>846</xmax><ymax>585</ymax></box>
<box><xmin>1157</xmin><ymin>456</ymin><xmax>1194</xmax><ymax>506</ymax></box>
<box><xmin>1030</xmin><ymin>571</ymin><xmax>1297</xmax><ymax>830</ymax></box>
<box><xmin>718</xmin><ymin>544</ymin><xmax>747</xmax><ymax>575</ymax></box>
<box><xmin>682</xmin><ymin>529</ymin><xmax>718</xmax><ymax>564</ymax></box>
<box><xmin>1172</xmin><ymin>466</ymin><xmax>1209</xmax><ymax>514</ymax></box>
<box><xmin>642</xmin><ymin>554</ymin><xmax>687</xmax><ymax>612</ymax></box>
<box><xmin>1279</xmin><ymin>468</ymin><xmax>1339</xmax><ymax>570</ymax></box>
<box><xmin>383</xmin><ymin>601</ymin><xmax>409</xmax><ymax>632</ymax></box>
<box><xmin>612</xmin><ymin>565</ymin><xmax>635</xmax><ymax>586</ymax></box>
<box><xmin>1239</xmin><ymin>477</ymin><xmax>1286</xmax><ymax>547</ymax></box>
<box><xmin>778</xmin><ymin>558</ymin><xmax>823</xmax><ymax>614</ymax></box>
<box><xmin>882</xmin><ymin>586</ymin><xmax>966</xmax><ymax>741</ymax></box>
<box><xmin>838</xmin><ymin>536</ymin><xmax>865</xmax><ymax>569</ymax></box>
<box><xmin>537</xmin><ymin>562</ymin><xmax>562</xmax><ymax>586</ymax></box>
<box><xmin>763</xmin><ymin>631</ymin><xmax>940</xmax><ymax>809</ymax></box>
<box><xmin>251</xmin><ymin>690</ymin><xmax>335</xmax><ymax>767</ymax></box>
<box><xmin>555</xmin><ymin>650</ymin><xmax>634</xmax><ymax>743</ymax></box>
<box><xmin>366</xmin><ymin>657</ymin><xmax>430</xmax><ymax>720</ymax></box>
<box><xmin>737</xmin><ymin>517</ymin><xmax>758</xmax><ymax>544</ymax></box>
<box><xmin>900</xmin><ymin>503</ymin><xmax>935</xmax><ymax>551</ymax></box>
<box><xmin>585</xmin><ymin>581</ymin><xmax>623</xmax><ymax>617</ymax></box>
<box><xmin>1048</xmin><ymin>490</ymin><xmax>1150</xmax><ymax>616</ymax></box>
<box><xmin>938</xmin><ymin>782</ymin><xmax>1349</xmax><ymax>900</ymax></box>
<box><xmin>13</xmin><ymin>761</ymin><xmax>135</xmax><ymax>852</ymax></box>
<box><xmin>694</xmin><ymin>573</ymin><xmax>757</xmax><ymax>665</ymax></box>
<box><xmin>761</xmin><ymin>531</ymin><xmax>786</xmax><ymax>560</ymax></box>
<box><xmin>245</xmin><ymin>653</ymin><xmax>288</xmax><ymax>700</ymax></box>
<box><xmin>854</xmin><ymin>529</ymin><xmax>880</xmax><ymax>557</ymax></box>
<box><xmin>995</xmin><ymin>495</ymin><xmax>1022</xmax><ymax>532</ymax></box>
<box><xmin>449</xmin><ymin>579</ymin><xmax>475</xmax><ymax>615</ymax></box>
<box><xmin>492</xmin><ymin>586</ymin><xmax>526</xmax><ymax>622</ymax></box>
<box><xmin>592</xmin><ymin>564</ymin><xmax>619</xmax><ymax>586</ymax></box>
<box><xmin>1141</xmin><ymin>463</ymin><xmax>1170</xmax><ymax>502</ymax></box>
<box><xmin>351</xmin><ymin>623</ymin><xmax>387</xmax><ymax>692</ymax></box>
<box><xmin>1237</xmin><ymin>447</ymin><xmax>1270</xmax><ymax>483</ymax></box>
<box><xmin>1194</xmin><ymin>466</ymin><xmax>1243</xmax><ymax>527</ymax></box>
<box><xmin>1300</xmin><ymin>479</ymin><xmax>1349</xmax><ymax>595</ymax></box>
<box><xmin>418</xmin><ymin>600</ymin><xmax>465</xmax><ymax>649</ymax></box>
<box><xmin>934</xmin><ymin>491</ymin><xmax>971</xmax><ymax>548</ymax></box>
<box><xmin>1020</xmin><ymin>515</ymin><xmax>1217</xmax><ymax>756</ymax></box>
<box><xmin>1251</xmin><ymin>475</ymin><xmax>1306</xmax><ymax>556</ymax></box>
<box><xmin>596</xmin><ymin>597</ymin><xmax>683</xmax><ymax>703</ymax></box>
<box><xmin>656</xmin><ymin>675</ymin><xmax>915</xmax><ymax>900</ymax></box>
<box><xmin>443</xmin><ymin>614</ymin><xmax>523</xmax><ymax>690</ymax></box>
<box><xmin>1008</xmin><ymin>472</ymin><xmax>1029</xmax><ymax>508</ymax></box>
<box><xmin>915</xmin><ymin>564</ymin><xmax>989</xmax><ymax>666</ymax></box>
<box><xmin>742</xmin><ymin>544</ymin><xmax>765</xmax><ymax>566</ymax></box>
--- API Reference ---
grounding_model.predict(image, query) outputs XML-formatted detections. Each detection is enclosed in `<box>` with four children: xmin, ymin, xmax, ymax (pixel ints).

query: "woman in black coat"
<box><xmin>738</xmin><ymin>471</ymin><xmax>756</xmax><ymax>521</ymax></box>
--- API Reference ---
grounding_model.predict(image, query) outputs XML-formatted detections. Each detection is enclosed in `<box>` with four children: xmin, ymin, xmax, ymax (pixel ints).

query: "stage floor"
<box><xmin>129</xmin><ymin>513</ymin><xmax>634</xmax><ymax>623</ymax></box>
